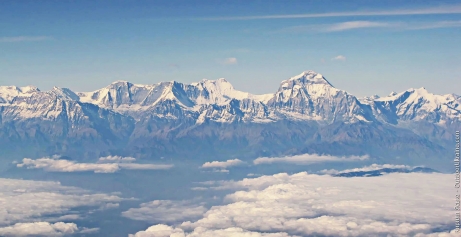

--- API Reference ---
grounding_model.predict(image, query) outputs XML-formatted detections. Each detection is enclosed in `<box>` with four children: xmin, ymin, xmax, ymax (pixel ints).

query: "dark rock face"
<box><xmin>0</xmin><ymin>71</ymin><xmax>459</xmax><ymax>161</ymax></box>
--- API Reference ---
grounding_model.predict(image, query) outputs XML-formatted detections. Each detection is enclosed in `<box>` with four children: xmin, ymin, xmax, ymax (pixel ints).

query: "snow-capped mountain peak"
<box><xmin>374</xmin><ymin>86</ymin><xmax>461</xmax><ymax>123</ymax></box>
<box><xmin>0</xmin><ymin>85</ymin><xmax>40</xmax><ymax>103</ymax></box>
<box><xmin>282</xmin><ymin>70</ymin><xmax>334</xmax><ymax>88</ymax></box>
<box><xmin>49</xmin><ymin>87</ymin><xmax>80</xmax><ymax>101</ymax></box>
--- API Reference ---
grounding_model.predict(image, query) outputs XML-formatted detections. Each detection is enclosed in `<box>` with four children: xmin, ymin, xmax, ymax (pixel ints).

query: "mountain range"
<box><xmin>1</xmin><ymin>71</ymin><xmax>459</xmax><ymax>166</ymax></box>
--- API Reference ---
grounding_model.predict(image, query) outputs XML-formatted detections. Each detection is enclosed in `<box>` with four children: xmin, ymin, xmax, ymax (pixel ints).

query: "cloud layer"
<box><xmin>0</xmin><ymin>222</ymin><xmax>78</xmax><ymax>237</ymax></box>
<box><xmin>253</xmin><ymin>153</ymin><xmax>367</xmax><ymax>165</ymax></box>
<box><xmin>0</xmin><ymin>177</ymin><xmax>123</xmax><ymax>236</ymax></box>
<box><xmin>131</xmin><ymin>171</ymin><xmax>455</xmax><ymax>236</ymax></box>
<box><xmin>17</xmin><ymin>156</ymin><xmax>173</xmax><ymax>173</ymax></box>
<box><xmin>122</xmin><ymin>200</ymin><xmax>207</xmax><ymax>224</ymax></box>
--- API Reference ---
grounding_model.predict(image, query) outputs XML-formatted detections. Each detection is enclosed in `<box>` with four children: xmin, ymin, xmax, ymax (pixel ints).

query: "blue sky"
<box><xmin>1</xmin><ymin>0</ymin><xmax>460</xmax><ymax>97</ymax></box>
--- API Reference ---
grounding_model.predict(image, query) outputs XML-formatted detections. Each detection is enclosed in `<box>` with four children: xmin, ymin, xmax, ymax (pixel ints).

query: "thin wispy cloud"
<box><xmin>219</xmin><ymin>57</ymin><xmax>238</xmax><ymax>65</ymax></box>
<box><xmin>331</xmin><ymin>55</ymin><xmax>346</xmax><ymax>61</ymax></box>
<box><xmin>197</xmin><ymin>5</ymin><xmax>461</xmax><ymax>21</ymax></box>
<box><xmin>406</xmin><ymin>20</ymin><xmax>461</xmax><ymax>30</ymax></box>
<box><xmin>253</xmin><ymin>153</ymin><xmax>367</xmax><ymax>165</ymax></box>
<box><xmin>326</xmin><ymin>21</ymin><xmax>391</xmax><ymax>32</ymax></box>
<box><xmin>17</xmin><ymin>156</ymin><xmax>173</xmax><ymax>173</ymax></box>
<box><xmin>278</xmin><ymin>20</ymin><xmax>461</xmax><ymax>34</ymax></box>
<box><xmin>0</xmin><ymin>36</ymin><xmax>52</xmax><ymax>43</ymax></box>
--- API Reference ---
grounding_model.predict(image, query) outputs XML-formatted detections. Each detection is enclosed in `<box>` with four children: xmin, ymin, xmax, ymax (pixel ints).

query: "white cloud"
<box><xmin>122</xmin><ymin>200</ymin><xmax>207</xmax><ymax>223</ymax></box>
<box><xmin>320</xmin><ymin>163</ymin><xmax>412</xmax><ymax>175</ymax></box>
<box><xmin>18</xmin><ymin>157</ymin><xmax>119</xmax><ymax>173</ymax></box>
<box><xmin>129</xmin><ymin>224</ymin><xmax>185</xmax><ymax>237</ymax></box>
<box><xmin>0</xmin><ymin>222</ymin><xmax>78</xmax><ymax>237</ymax></box>
<box><xmin>119</xmin><ymin>163</ymin><xmax>174</xmax><ymax>170</ymax></box>
<box><xmin>16</xmin><ymin>156</ymin><xmax>173</xmax><ymax>173</ymax></box>
<box><xmin>253</xmin><ymin>153</ymin><xmax>366</xmax><ymax>165</ymax></box>
<box><xmin>0</xmin><ymin>178</ymin><xmax>123</xmax><ymax>225</ymax></box>
<box><xmin>97</xmin><ymin>155</ymin><xmax>137</xmax><ymax>163</ymax></box>
<box><xmin>0</xmin><ymin>36</ymin><xmax>52</xmax><ymax>43</ymax></box>
<box><xmin>332</xmin><ymin>55</ymin><xmax>347</xmax><ymax>61</ymax></box>
<box><xmin>198</xmin><ymin>5</ymin><xmax>461</xmax><ymax>20</ymax></box>
<box><xmin>277</xmin><ymin>20</ymin><xmax>461</xmax><ymax>34</ymax></box>
<box><xmin>0</xmin><ymin>178</ymin><xmax>122</xmax><ymax>234</ymax></box>
<box><xmin>219</xmin><ymin>57</ymin><xmax>238</xmax><ymax>65</ymax></box>
<box><xmin>130</xmin><ymin>171</ymin><xmax>454</xmax><ymax>236</ymax></box>
<box><xmin>201</xmin><ymin>159</ymin><xmax>245</xmax><ymax>169</ymax></box>
<box><xmin>325</xmin><ymin>21</ymin><xmax>390</xmax><ymax>32</ymax></box>
<box><xmin>406</xmin><ymin>20</ymin><xmax>461</xmax><ymax>30</ymax></box>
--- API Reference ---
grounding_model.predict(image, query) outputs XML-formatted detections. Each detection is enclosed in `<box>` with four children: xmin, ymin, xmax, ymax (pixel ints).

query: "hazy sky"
<box><xmin>1</xmin><ymin>0</ymin><xmax>460</xmax><ymax>97</ymax></box>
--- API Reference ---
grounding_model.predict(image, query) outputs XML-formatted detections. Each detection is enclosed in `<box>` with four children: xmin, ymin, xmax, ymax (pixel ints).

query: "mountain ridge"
<box><xmin>0</xmin><ymin>70</ymin><xmax>458</xmax><ymax>166</ymax></box>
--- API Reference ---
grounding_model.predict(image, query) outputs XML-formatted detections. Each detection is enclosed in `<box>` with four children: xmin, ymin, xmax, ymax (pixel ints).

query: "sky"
<box><xmin>0</xmin><ymin>0</ymin><xmax>460</xmax><ymax>97</ymax></box>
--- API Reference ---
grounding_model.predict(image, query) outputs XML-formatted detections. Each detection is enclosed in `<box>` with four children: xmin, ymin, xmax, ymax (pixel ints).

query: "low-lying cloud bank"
<box><xmin>320</xmin><ymin>163</ymin><xmax>417</xmax><ymax>175</ymax></box>
<box><xmin>0</xmin><ymin>222</ymin><xmax>78</xmax><ymax>237</ymax></box>
<box><xmin>122</xmin><ymin>200</ymin><xmax>207</xmax><ymax>224</ymax></box>
<box><xmin>253</xmin><ymin>153</ymin><xmax>369</xmax><ymax>165</ymax></box>
<box><xmin>16</xmin><ymin>155</ymin><xmax>173</xmax><ymax>173</ymax></box>
<box><xmin>130</xmin><ymin>170</ymin><xmax>455</xmax><ymax>237</ymax></box>
<box><xmin>0</xmin><ymin>178</ymin><xmax>121</xmax><ymax>236</ymax></box>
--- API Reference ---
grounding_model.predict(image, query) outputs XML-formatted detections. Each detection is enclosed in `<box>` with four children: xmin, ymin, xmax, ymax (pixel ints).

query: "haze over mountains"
<box><xmin>0</xmin><ymin>71</ymin><xmax>459</xmax><ymax>165</ymax></box>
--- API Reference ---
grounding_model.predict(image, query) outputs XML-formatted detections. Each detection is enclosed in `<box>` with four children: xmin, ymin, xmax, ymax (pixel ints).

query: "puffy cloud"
<box><xmin>0</xmin><ymin>178</ymin><xmax>123</xmax><ymax>226</ymax></box>
<box><xmin>253</xmin><ymin>153</ymin><xmax>367</xmax><ymax>165</ymax></box>
<box><xmin>122</xmin><ymin>200</ymin><xmax>207</xmax><ymax>223</ymax></box>
<box><xmin>131</xmin><ymin>171</ymin><xmax>453</xmax><ymax>236</ymax></box>
<box><xmin>332</xmin><ymin>55</ymin><xmax>347</xmax><ymax>61</ymax></box>
<box><xmin>201</xmin><ymin>159</ymin><xmax>245</xmax><ymax>169</ymax></box>
<box><xmin>0</xmin><ymin>222</ymin><xmax>78</xmax><ymax>237</ymax></box>
<box><xmin>129</xmin><ymin>224</ymin><xmax>185</xmax><ymax>237</ymax></box>
<box><xmin>16</xmin><ymin>156</ymin><xmax>173</xmax><ymax>173</ymax></box>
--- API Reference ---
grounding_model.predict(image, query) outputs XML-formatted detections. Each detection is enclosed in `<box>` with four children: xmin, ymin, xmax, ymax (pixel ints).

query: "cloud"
<box><xmin>201</xmin><ymin>159</ymin><xmax>245</xmax><ymax>169</ymax></box>
<box><xmin>97</xmin><ymin>155</ymin><xmax>137</xmax><ymax>163</ymax></box>
<box><xmin>129</xmin><ymin>224</ymin><xmax>185</xmax><ymax>237</ymax></box>
<box><xmin>278</xmin><ymin>20</ymin><xmax>461</xmax><ymax>34</ymax></box>
<box><xmin>405</xmin><ymin>20</ymin><xmax>461</xmax><ymax>30</ymax></box>
<box><xmin>196</xmin><ymin>5</ymin><xmax>461</xmax><ymax>20</ymax></box>
<box><xmin>325</xmin><ymin>21</ymin><xmax>390</xmax><ymax>32</ymax></box>
<box><xmin>130</xmin><ymin>171</ymin><xmax>454</xmax><ymax>236</ymax></box>
<box><xmin>0</xmin><ymin>222</ymin><xmax>78</xmax><ymax>237</ymax></box>
<box><xmin>0</xmin><ymin>36</ymin><xmax>52</xmax><ymax>43</ymax></box>
<box><xmin>17</xmin><ymin>156</ymin><xmax>173</xmax><ymax>173</ymax></box>
<box><xmin>122</xmin><ymin>200</ymin><xmax>207</xmax><ymax>223</ymax></box>
<box><xmin>219</xmin><ymin>57</ymin><xmax>238</xmax><ymax>65</ymax></box>
<box><xmin>320</xmin><ymin>163</ymin><xmax>412</xmax><ymax>175</ymax></box>
<box><xmin>332</xmin><ymin>55</ymin><xmax>347</xmax><ymax>61</ymax></box>
<box><xmin>253</xmin><ymin>153</ymin><xmax>366</xmax><ymax>165</ymax></box>
<box><xmin>0</xmin><ymin>178</ymin><xmax>123</xmax><ymax>231</ymax></box>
